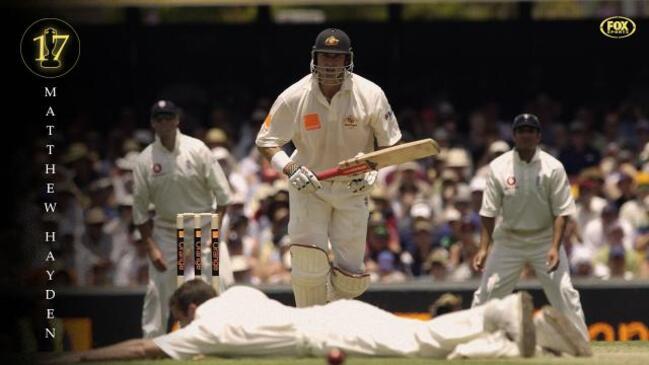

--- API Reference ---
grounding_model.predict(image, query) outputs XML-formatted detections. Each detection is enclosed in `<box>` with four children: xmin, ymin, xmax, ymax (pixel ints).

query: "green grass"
<box><xmin>20</xmin><ymin>341</ymin><xmax>649</xmax><ymax>365</ymax></box>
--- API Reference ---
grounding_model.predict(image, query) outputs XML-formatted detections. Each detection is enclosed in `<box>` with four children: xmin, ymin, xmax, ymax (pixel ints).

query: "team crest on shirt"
<box><xmin>506</xmin><ymin>176</ymin><xmax>517</xmax><ymax>187</ymax></box>
<box><xmin>152</xmin><ymin>163</ymin><xmax>162</xmax><ymax>174</ymax></box>
<box><xmin>344</xmin><ymin>115</ymin><xmax>358</xmax><ymax>128</ymax></box>
<box><xmin>384</xmin><ymin>110</ymin><xmax>393</xmax><ymax>120</ymax></box>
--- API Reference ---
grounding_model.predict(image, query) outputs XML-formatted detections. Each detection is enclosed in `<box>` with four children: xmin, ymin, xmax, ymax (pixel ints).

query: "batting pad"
<box><xmin>290</xmin><ymin>244</ymin><xmax>331</xmax><ymax>307</ymax></box>
<box><xmin>329</xmin><ymin>266</ymin><xmax>370</xmax><ymax>300</ymax></box>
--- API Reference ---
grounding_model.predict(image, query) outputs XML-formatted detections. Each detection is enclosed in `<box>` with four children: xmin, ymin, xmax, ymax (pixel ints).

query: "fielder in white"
<box><xmin>48</xmin><ymin>279</ymin><xmax>591</xmax><ymax>363</ymax></box>
<box><xmin>472</xmin><ymin>113</ymin><xmax>590</xmax><ymax>344</ymax></box>
<box><xmin>133</xmin><ymin>100</ymin><xmax>235</xmax><ymax>338</ymax></box>
<box><xmin>256</xmin><ymin>28</ymin><xmax>402</xmax><ymax>307</ymax></box>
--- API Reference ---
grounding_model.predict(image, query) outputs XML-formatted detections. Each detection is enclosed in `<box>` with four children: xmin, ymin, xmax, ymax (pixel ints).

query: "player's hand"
<box><xmin>347</xmin><ymin>170</ymin><xmax>378</xmax><ymax>193</ymax></box>
<box><xmin>472</xmin><ymin>247</ymin><xmax>488</xmax><ymax>272</ymax></box>
<box><xmin>288</xmin><ymin>165</ymin><xmax>322</xmax><ymax>193</ymax></box>
<box><xmin>147</xmin><ymin>240</ymin><xmax>168</xmax><ymax>272</ymax></box>
<box><xmin>546</xmin><ymin>247</ymin><xmax>560</xmax><ymax>273</ymax></box>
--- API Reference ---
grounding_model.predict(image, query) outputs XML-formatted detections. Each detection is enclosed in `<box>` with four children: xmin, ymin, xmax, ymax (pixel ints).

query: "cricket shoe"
<box><xmin>534</xmin><ymin>306</ymin><xmax>592</xmax><ymax>357</ymax></box>
<box><xmin>484</xmin><ymin>291</ymin><xmax>536</xmax><ymax>357</ymax></box>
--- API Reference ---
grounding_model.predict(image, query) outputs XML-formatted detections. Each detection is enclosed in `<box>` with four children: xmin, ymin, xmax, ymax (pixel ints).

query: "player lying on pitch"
<box><xmin>45</xmin><ymin>279</ymin><xmax>591</xmax><ymax>363</ymax></box>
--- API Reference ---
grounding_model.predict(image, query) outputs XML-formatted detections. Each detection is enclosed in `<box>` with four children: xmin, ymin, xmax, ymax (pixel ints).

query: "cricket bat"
<box><xmin>316</xmin><ymin>138</ymin><xmax>439</xmax><ymax>180</ymax></box>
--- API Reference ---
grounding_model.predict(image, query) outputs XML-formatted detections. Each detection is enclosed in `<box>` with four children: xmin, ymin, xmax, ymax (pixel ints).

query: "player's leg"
<box><xmin>471</xmin><ymin>233</ymin><xmax>526</xmax><ymax>307</ymax></box>
<box><xmin>288</xmin><ymin>184</ymin><xmax>332</xmax><ymax>307</ymax></box>
<box><xmin>142</xmin><ymin>226</ymin><xmax>177</xmax><ymax>338</ymax></box>
<box><xmin>528</xmin><ymin>243</ymin><xmax>589</xmax><ymax>341</ymax></box>
<box><xmin>328</xmin><ymin>185</ymin><xmax>370</xmax><ymax>301</ymax></box>
<box><xmin>424</xmin><ymin>292</ymin><xmax>534</xmax><ymax>358</ymax></box>
<box><xmin>533</xmin><ymin>305</ymin><xmax>592</xmax><ymax>356</ymax></box>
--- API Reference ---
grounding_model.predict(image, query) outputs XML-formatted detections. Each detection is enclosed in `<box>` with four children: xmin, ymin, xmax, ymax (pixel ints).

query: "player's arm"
<box><xmin>258</xmin><ymin>145</ymin><xmax>297</xmax><ymax>176</ymax></box>
<box><xmin>547</xmin><ymin>166</ymin><xmax>576</xmax><ymax>272</ymax></box>
<box><xmin>45</xmin><ymin>339</ymin><xmax>167</xmax><ymax>363</ymax></box>
<box><xmin>473</xmin><ymin>215</ymin><xmax>496</xmax><ymax>271</ymax></box>
<box><xmin>473</xmin><ymin>166</ymin><xmax>502</xmax><ymax>271</ymax></box>
<box><xmin>368</xmin><ymin>88</ymin><xmax>401</xmax><ymax>146</ymax></box>
<box><xmin>133</xmin><ymin>158</ymin><xmax>167</xmax><ymax>272</ymax></box>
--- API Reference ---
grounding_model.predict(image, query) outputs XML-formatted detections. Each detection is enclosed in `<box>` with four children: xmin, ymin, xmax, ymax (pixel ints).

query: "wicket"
<box><xmin>176</xmin><ymin>213</ymin><xmax>220</xmax><ymax>291</ymax></box>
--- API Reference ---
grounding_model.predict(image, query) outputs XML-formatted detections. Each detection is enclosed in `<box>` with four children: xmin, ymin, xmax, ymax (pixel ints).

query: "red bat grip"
<box><xmin>316</xmin><ymin>167</ymin><xmax>341</xmax><ymax>180</ymax></box>
<box><xmin>316</xmin><ymin>163</ymin><xmax>370</xmax><ymax>180</ymax></box>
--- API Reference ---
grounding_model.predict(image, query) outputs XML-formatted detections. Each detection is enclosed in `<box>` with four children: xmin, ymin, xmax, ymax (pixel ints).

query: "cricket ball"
<box><xmin>327</xmin><ymin>347</ymin><xmax>346</xmax><ymax>365</ymax></box>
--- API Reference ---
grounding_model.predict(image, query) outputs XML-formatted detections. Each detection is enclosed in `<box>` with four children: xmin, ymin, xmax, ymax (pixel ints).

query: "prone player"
<box><xmin>45</xmin><ymin>279</ymin><xmax>591</xmax><ymax>363</ymax></box>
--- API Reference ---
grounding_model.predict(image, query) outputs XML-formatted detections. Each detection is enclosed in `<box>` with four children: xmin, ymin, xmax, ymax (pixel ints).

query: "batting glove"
<box><xmin>347</xmin><ymin>170</ymin><xmax>378</xmax><ymax>193</ymax></box>
<box><xmin>288</xmin><ymin>166</ymin><xmax>322</xmax><ymax>193</ymax></box>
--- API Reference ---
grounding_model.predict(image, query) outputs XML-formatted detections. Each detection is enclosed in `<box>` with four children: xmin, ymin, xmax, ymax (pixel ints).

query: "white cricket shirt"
<box><xmin>480</xmin><ymin>148</ymin><xmax>576</xmax><ymax>231</ymax></box>
<box><xmin>255</xmin><ymin>74</ymin><xmax>402</xmax><ymax>176</ymax></box>
<box><xmin>133</xmin><ymin>130</ymin><xmax>232</xmax><ymax>229</ymax></box>
<box><xmin>153</xmin><ymin>286</ymin><xmax>445</xmax><ymax>359</ymax></box>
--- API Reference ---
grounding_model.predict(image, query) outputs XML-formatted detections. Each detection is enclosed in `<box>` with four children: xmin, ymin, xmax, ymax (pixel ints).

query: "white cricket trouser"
<box><xmin>288</xmin><ymin>181</ymin><xmax>369</xmax><ymax>273</ymax></box>
<box><xmin>471</xmin><ymin>226</ymin><xmax>589</xmax><ymax>341</ymax></box>
<box><xmin>142</xmin><ymin>222</ymin><xmax>234</xmax><ymax>338</ymax></box>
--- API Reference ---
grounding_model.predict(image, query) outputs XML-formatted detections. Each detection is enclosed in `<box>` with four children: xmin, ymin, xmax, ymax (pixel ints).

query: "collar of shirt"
<box><xmin>513</xmin><ymin>147</ymin><xmax>541</xmax><ymax>165</ymax></box>
<box><xmin>154</xmin><ymin>129</ymin><xmax>181</xmax><ymax>154</ymax></box>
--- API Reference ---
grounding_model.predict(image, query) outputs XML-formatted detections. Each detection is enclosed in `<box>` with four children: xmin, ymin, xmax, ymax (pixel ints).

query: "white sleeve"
<box><xmin>370</xmin><ymin>90</ymin><xmax>402</xmax><ymax>147</ymax></box>
<box><xmin>132</xmin><ymin>156</ymin><xmax>151</xmax><ymax>226</ymax></box>
<box><xmin>550</xmin><ymin>166</ymin><xmax>576</xmax><ymax>217</ymax></box>
<box><xmin>202</xmin><ymin>146</ymin><xmax>232</xmax><ymax>207</ymax></box>
<box><xmin>255</xmin><ymin>97</ymin><xmax>295</xmax><ymax>148</ymax></box>
<box><xmin>479</xmin><ymin>166</ymin><xmax>503</xmax><ymax>218</ymax></box>
<box><xmin>152</xmin><ymin>324</ymin><xmax>213</xmax><ymax>360</ymax></box>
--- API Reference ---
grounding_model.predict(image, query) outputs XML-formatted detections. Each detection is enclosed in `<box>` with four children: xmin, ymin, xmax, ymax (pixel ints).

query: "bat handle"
<box><xmin>315</xmin><ymin>167</ymin><xmax>340</xmax><ymax>180</ymax></box>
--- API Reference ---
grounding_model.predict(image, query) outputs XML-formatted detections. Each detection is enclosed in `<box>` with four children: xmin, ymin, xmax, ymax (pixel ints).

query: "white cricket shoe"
<box><xmin>534</xmin><ymin>306</ymin><xmax>592</xmax><ymax>357</ymax></box>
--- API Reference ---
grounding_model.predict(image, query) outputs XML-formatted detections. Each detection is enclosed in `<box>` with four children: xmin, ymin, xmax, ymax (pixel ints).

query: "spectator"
<box><xmin>449</xmin><ymin>219</ymin><xmax>481</xmax><ymax>281</ymax></box>
<box><xmin>74</xmin><ymin>208</ymin><xmax>115</xmax><ymax>286</ymax></box>
<box><xmin>376</xmin><ymin>251</ymin><xmax>407</xmax><ymax>283</ymax></box>
<box><xmin>475</xmin><ymin>140</ymin><xmax>509</xmax><ymax>178</ymax></box>
<box><xmin>620</xmin><ymin>172</ymin><xmax>649</xmax><ymax>231</ymax></box>
<box><xmin>559</xmin><ymin>121</ymin><xmax>601</xmax><ymax>177</ymax></box>
<box><xmin>406</xmin><ymin>219</ymin><xmax>435</xmax><ymax>277</ymax></box>
<box><xmin>593</xmin><ymin>224</ymin><xmax>641</xmax><ymax>280</ymax></box>
<box><xmin>114</xmin><ymin>230</ymin><xmax>149</xmax><ymax>287</ymax></box>
<box><xmin>574</xmin><ymin>178</ymin><xmax>607</xmax><ymax>235</ymax></box>
<box><xmin>570</xmin><ymin>245</ymin><xmax>594</xmax><ymax>278</ymax></box>
<box><xmin>582</xmin><ymin>204</ymin><xmax>635</xmax><ymax>252</ymax></box>
<box><xmin>445</xmin><ymin>148</ymin><xmax>472</xmax><ymax>183</ymax></box>
<box><xmin>423</xmin><ymin>248</ymin><xmax>449</xmax><ymax>282</ymax></box>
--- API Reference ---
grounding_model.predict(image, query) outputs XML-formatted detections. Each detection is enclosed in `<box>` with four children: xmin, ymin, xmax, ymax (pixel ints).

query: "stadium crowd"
<box><xmin>27</xmin><ymin>93</ymin><xmax>649</xmax><ymax>287</ymax></box>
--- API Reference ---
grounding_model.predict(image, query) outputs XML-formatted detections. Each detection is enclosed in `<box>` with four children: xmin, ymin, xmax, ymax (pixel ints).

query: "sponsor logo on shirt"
<box><xmin>344</xmin><ymin>115</ymin><xmax>358</xmax><ymax>128</ymax></box>
<box><xmin>303</xmin><ymin>113</ymin><xmax>321</xmax><ymax>131</ymax></box>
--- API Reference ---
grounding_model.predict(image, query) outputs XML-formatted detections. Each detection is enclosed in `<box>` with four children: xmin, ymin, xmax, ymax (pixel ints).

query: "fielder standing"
<box><xmin>256</xmin><ymin>28</ymin><xmax>402</xmax><ymax>307</ymax></box>
<box><xmin>471</xmin><ymin>113</ymin><xmax>589</xmax><ymax>341</ymax></box>
<box><xmin>133</xmin><ymin>100</ymin><xmax>234</xmax><ymax>338</ymax></box>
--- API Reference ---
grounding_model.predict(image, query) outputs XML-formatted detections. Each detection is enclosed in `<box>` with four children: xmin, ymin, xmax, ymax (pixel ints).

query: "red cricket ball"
<box><xmin>327</xmin><ymin>347</ymin><xmax>346</xmax><ymax>365</ymax></box>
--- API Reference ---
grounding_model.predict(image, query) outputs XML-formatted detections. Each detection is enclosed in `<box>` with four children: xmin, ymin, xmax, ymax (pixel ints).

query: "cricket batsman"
<box><xmin>255</xmin><ymin>28</ymin><xmax>402</xmax><ymax>307</ymax></box>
